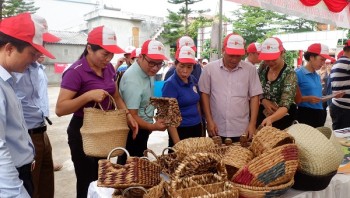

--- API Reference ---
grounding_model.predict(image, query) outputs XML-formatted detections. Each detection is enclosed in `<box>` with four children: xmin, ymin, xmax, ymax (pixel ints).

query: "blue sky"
<box><xmin>34</xmin><ymin>0</ymin><xmax>238</xmax><ymax>30</ymax></box>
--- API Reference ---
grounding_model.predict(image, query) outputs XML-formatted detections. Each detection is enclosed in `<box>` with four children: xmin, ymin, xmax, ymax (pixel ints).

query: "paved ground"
<box><xmin>48</xmin><ymin>86</ymin><xmax>333</xmax><ymax>197</ymax></box>
<box><xmin>47</xmin><ymin>86</ymin><xmax>168</xmax><ymax>197</ymax></box>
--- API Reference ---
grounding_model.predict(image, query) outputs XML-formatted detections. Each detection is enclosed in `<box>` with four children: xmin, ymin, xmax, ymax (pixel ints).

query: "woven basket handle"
<box><xmin>107</xmin><ymin>147</ymin><xmax>130</xmax><ymax>160</ymax></box>
<box><xmin>161</xmin><ymin>147</ymin><xmax>176</xmax><ymax>155</ymax></box>
<box><xmin>94</xmin><ymin>93</ymin><xmax>118</xmax><ymax>111</ymax></box>
<box><xmin>122</xmin><ymin>186</ymin><xmax>147</xmax><ymax>197</ymax></box>
<box><xmin>143</xmin><ymin>149</ymin><xmax>159</xmax><ymax>161</ymax></box>
<box><xmin>143</xmin><ymin>101</ymin><xmax>155</xmax><ymax>119</ymax></box>
<box><xmin>171</xmin><ymin>152</ymin><xmax>226</xmax><ymax>189</ymax></box>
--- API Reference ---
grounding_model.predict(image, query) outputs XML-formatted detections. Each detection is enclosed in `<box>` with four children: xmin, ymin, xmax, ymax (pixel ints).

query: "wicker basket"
<box><xmin>144</xmin><ymin>147</ymin><xmax>185</xmax><ymax>176</ymax></box>
<box><xmin>173</xmin><ymin>137</ymin><xmax>216</xmax><ymax>154</ymax></box>
<box><xmin>81</xmin><ymin>94</ymin><xmax>129</xmax><ymax>157</ymax></box>
<box><xmin>98</xmin><ymin>147</ymin><xmax>161</xmax><ymax>188</ymax></box>
<box><xmin>233</xmin><ymin>178</ymin><xmax>294</xmax><ymax>198</ymax></box>
<box><xmin>250</xmin><ymin>126</ymin><xmax>294</xmax><ymax>157</ymax></box>
<box><xmin>167</xmin><ymin>152</ymin><xmax>239</xmax><ymax>198</ymax></box>
<box><xmin>286</xmin><ymin>124</ymin><xmax>343</xmax><ymax>176</ymax></box>
<box><xmin>232</xmin><ymin>144</ymin><xmax>298</xmax><ymax>187</ymax></box>
<box><xmin>112</xmin><ymin>179</ymin><xmax>165</xmax><ymax>198</ymax></box>
<box><xmin>222</xmin><ymin>146</ymin><xmax>254</xmax><ymax>179</ymax></box>
<box><xmin>144</xmin><ymin>97</ymin><xmax>182</xmax><ymax>127</ymax></box>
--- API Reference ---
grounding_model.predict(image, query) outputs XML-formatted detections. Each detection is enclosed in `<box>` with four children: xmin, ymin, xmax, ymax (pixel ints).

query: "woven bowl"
<box><xmin>232</xmin><ymin>144</ymin><xmax>299</xmax><ymax>187</ymax></box>
<box><xmin>292</xmin><ymin>170</ymin><xmax>337</xmax><ymax>191</ymax></box>
<box><xmin>173</xmin><ymin>137</ymin><xmax>216</xmax><ymax>154</ymax></box>
<box><xmin>222</xmin><ymin>146</ymin><xmax>254</xmax><ymax>179</ymax></box>
<box><xmin>250</xmin><ymin>126</ymin><xmax>294</xmax><ymax>157</ymax></box>
<box><xmin>233</xmin><ymin>178</ymin><xmax>294</xmax><ymax>198</ymax></box>
<box><xmin>286</xmin><ymin>124</ymin><xmax>343</xmax><ymax>176</ymax></box>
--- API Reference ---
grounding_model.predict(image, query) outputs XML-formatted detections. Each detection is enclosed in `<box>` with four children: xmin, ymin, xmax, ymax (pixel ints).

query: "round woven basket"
<box><xmin>250</xmin><ymin>126</ymin><xmax>294</xmax><ymax>156</ymax></box>
<box><xmin>286</xmin><ymin>124</ymin><xmax>343</xmax><ymax>176</ymax></box>
<box><xmin>233</xmin><ymin>178</ymin><xmax>294</xmax><ymax>198</ymax></box>
<box><xmin>222</xmin><ymin>146</ymin><xmax>254</xmax><ymax>179</ymax></box>
<box><xmin>173</xmin><ymin>137</ymin><xmax>216</xmax><ymax>154</ymax></box>
<box><xmin>292</xmin><ymin>170</ymin><xmax>337</xmax><ymax>191</ymax></box>
<box><xmin>232</xmin><ymin>144</ymin><xmax>299</xmax><ymax>187</ymax></box>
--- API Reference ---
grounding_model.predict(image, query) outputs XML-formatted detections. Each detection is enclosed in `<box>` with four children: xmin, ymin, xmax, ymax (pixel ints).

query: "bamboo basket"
<box><xmin>222</xmin><ymin>146</ymin><xmax>254</xmax><ymax>179</ymax></box>
<box><xmin>98</xmin><ymin>147</ymin><xmax>161</xmax><ymax>188</ymax></box>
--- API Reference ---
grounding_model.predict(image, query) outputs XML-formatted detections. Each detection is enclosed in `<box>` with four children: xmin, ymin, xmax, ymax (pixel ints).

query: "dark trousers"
<box><xmin>257</xmin><ymin>104</ymin><xmax>297</xmax><ymax>130</ymax></box>
<box><xmin>168</xmin><ymin>123</ymin><xmax>202</xmax><ymax>147</ymax></box>
<box><xmin>330</xmin><ymin>103</ymin><xmax>350</xmax><ymax>130</ymax></box>
<box><xmin>117</xmin><ymin>128</ymin><xmax>150</xmax><ymax>165</ymax></box>
<box><xmin>67</xmin><ymin>116</ymin><xmax>102</xmax><ymax>198</ymax></box>
<box><xmin>30</xmin><ymin>132</ymin><xmax>54</xmax><ymax>198</ymax></box>
<box><xmin>296</xmin><ymin>106</ymin><xmax>327</xmax><ymax>128</ymax></box>
<box><xmin>17</xmin><ymin>163</ymin><xmax>34</xmax><ymax>197</ymax></box>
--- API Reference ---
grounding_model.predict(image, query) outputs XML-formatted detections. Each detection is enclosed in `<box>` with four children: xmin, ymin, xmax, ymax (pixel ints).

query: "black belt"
<box><xmin>28</xmin><ymin>125</ymin><xmax>47</xmax><ymax>135</ymax></box>
<box><xmin>17</xmin><ymin>161</ymin><xmax>35</xmax><ymax>173</ymax></box>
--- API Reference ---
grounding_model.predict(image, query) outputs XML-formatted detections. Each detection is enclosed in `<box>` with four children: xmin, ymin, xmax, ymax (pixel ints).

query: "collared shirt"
<box><xmin>38</xmin><ymin>63</ymin><xmax>49</xmax><ymax>117</ymax></box>
<box><xmin>119</xmin><ymin>61</ymin><xmax>154</xmax><ymax>123</ymax></box>
<box><xmin>162</xmin><ymin>72</ymin><xmax>201</xmax><ymax>127</ymax></box>
<box><xmin>199</xmin><ymin>59</ymin><xmax>263</xmax><ymax>137</ymax></box>
<box><xmin>12</xmin><ymin>62</ymin><xmax>47</xmax><ymax>129</ymax></box>
<box><xmin>0</xmin><ymin>65</ymin><xmax>35</xmax><ymax>197</ymax></box>
<box><xmin>296</xmin><ymin>66</ymin><xmax>323</xmax><ymax>110</ymax></box>
<box><xmin>61</xmin><ymin>56</ymin><xmax>117</xmax><ymax>117</ymax></box>
<box><xmin>330</xmin><ymin>56</ymin><xmax>350</xmax><ymax>109</ymax></box>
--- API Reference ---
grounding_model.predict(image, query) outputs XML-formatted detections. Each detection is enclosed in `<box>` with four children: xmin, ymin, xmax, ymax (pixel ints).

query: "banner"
<box><xmin>54</xmin><ymin>63</ymin><xmax>71</xmax><ymax>74</ymax></box>
<box><xmin>225</xmin><ymin>0</ymin><xmax>350</xmax><ymax>29</ymax></box>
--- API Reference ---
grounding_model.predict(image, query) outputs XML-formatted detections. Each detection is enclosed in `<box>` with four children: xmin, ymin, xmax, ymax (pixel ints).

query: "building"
<box><xmin>43</xmin><ymin>5</ymin><xmax>165</xmax><ymax>85</ymax></box>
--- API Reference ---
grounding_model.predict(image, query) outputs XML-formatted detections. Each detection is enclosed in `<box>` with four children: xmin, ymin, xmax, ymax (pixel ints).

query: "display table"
<box><xmin>88</xmin><ymin>174</ymin><xmax>350</xmax><ymax>198</ymax></box>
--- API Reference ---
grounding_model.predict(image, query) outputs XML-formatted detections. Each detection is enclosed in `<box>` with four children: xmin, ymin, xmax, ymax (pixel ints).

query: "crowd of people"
<box><xmin>1</xmin><ymin>12</ymin><xmax>350</xmax><ymax>198</ymax></box>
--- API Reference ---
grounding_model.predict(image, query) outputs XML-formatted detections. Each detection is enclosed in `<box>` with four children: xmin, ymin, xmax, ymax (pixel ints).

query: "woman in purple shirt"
<box><xmin>55</xmin><ymin>26</ymin><xmax>138</xmax><ymax>198</ymax></box>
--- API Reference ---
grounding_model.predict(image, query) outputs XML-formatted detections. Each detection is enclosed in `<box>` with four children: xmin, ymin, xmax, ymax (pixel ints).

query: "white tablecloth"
<box><xmin>88</xmin><ymin>174</ymin><xmax>350</xmax><ymax>198</ymax></box>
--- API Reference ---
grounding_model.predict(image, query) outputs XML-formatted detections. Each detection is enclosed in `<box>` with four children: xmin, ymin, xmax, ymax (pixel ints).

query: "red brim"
<box><xmin>178</xmin><ymin>58</ymin><xmax>196</xmax><ymax>64</ymax></box>
<box><xmin>32</xmin><ymin>43</ymin><xmax>55</xmax><ymax>59</ymax></box>
<box><xmin>258</xmin><ymin>52</ymin><xmax>281</xmax><ymax>60</ymax></box>
<box><xmin>191</xmin><ymin>46</ymin><xmax>197</xmax><ymax>51</ymax></box>
<box><xmin>102</xmin><ymin>45</ymin><xmax>125</xmax><ymax>54</ymax></box>
<box><xmin>320</xmin><ymin>54</ymin><xmax>332</xmax><ymax>60</ymax></box>
<box><xmin>225</xmin><ymin>48</ymin><xmax>245</xmax><ymax>55</ymax></box>
<box><xmin>147</xmin><ymin>54</ymin><xmax>168</xmax><ymax>61</ymax></box>
<box><xmin>43</xmin><ymin>33</ymin><xmax>61</xmax><ymax>43</ymax></box>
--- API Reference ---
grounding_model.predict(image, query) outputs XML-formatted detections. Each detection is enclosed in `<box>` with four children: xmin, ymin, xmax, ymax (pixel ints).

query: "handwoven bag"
<box><xmin>166</xmin><ymin>152</ymin><xmax>239</xmax><ymax>198</ymax></box>
<box><xmin>144</xmin><ymin>97</ymin><xmax>182</xmax><ymax>127</ymax></box>
<box><xmin>286</xmin><ymin>124</ymin><xmax>343</xmax><ymax>176</ymax></box>
<box><xmin>112</xmin><ymin>180</ymin><xmax>165</xmax><ymax>198</ymax></box>
<box><xmin>250</xmin><ymin>126</ymin><xmax>295</xmax><ymax>157</ymax></box>
<box><xmin>232</xmin><ymin>144</ymin><xmax>299</xmax><ymax>187</ymax></box>
<box><xmin>98</xmin><ymin>147</ymin><xmax>161</xmax><ymax>188</ymax></box>
<box><xmin>81</xmin><ymin>94</ymin><xmax>129</xmax><ymax>157</ymax></box>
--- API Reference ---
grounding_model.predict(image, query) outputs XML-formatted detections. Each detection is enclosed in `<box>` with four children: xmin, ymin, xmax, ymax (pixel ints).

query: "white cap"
<box><xmin>202</xmin><ymin>59</ymin><xmax>208</xmax><ymax>64</ymax></box>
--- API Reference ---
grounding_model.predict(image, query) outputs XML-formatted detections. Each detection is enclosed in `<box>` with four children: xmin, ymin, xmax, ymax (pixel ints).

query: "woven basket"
<box><xmin>144</xmin><ymin>97</ymin><xmax>182</xmax><ymax>127</ymax></box>
<box><xmin>286</xmin><ymin>124</ymin><xmax>343</xmax><ymax>176</ymax></box>
<box><xmin>233</xmin><ymin>178</ymin><xmax>294</xmax><ymax>198</ymax></box>
<box><xmin>222</xmin><ymin>146</ymin><xmax>254</xmax><ymax>179</ymax></box>
<box><xmin>167</xmin><ymin>152</ymin><xmax>239</xmax><ymax>198</ymax></box>
<box><xmin>232</xmin><ymin>144</ymin><xmax>298</xmax><ymax>187</ymax></box>
<box><xmin>81</xmin><ymin>94</ymin><xmax>129</xmax><ymax>157</ymax></box>
<box><xmin>98</xmin><ymin>147</ymin><xmax>161</xmax><ymax>188</ymax></box>
<box><xmin>250</xmin><ymin>126</ymin><xmax>294</xmax><ymax>157</ymax></box>
<box><xmin>144</xmin><ymin>147</ymin><xmax>185</xmax><ymax>176</ymax></box>
<box><xmin>173</xmin><ymin>137</ymin><xmax>216</xmax><ymax>154</ymax></box>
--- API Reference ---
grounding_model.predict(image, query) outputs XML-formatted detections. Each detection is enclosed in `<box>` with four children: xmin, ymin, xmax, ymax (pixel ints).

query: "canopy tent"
<box><xmin>225</xmin><ymin>0</ymin><xmax>350</xmax><ymax>29</ymax></box>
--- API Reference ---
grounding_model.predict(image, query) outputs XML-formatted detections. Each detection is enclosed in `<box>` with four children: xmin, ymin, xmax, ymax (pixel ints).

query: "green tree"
<box><xmin>167</xmin><ymin>0</ymin><xmax>204</xmax><ymax>34</ymax></box>
<box><xmin>0</xmin><ymin>0</ymin><xmax>38</xmax><ymax>19</ymax></box>
<box><xmin>161</xmin><ymin>10</ymin><xmax>185</xmax><ymax>46</ymax></box>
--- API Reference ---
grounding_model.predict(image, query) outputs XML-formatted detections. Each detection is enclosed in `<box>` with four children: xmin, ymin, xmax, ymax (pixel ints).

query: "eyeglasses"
<box><xmin>143</xmin><ymin>55</ymin><xmax>165</xmax><ymax>68</ymax></box>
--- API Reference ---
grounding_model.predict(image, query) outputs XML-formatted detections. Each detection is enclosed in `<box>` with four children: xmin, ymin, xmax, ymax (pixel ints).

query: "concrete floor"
<box><xmin>47</xmin><ymin>86</ymin><xmax>168</xmax><ymax>197</ymax></box>
<box><xmin>47</xmin><ymin>86</ymin><xmax>333</xmax><ymax>198</ymax></box>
